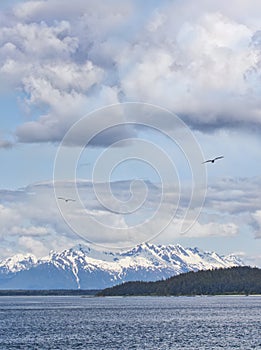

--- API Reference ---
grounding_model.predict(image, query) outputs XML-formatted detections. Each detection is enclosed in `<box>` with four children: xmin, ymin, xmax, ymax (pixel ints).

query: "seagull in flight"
<box><xmin>202</xmin><ymin>156</ymin><xmax>224</xmax><ymax>164</ymax></box>
<box><xmin>58</xmin><ymin>197</ymin><xmax>76</xmax><ymax>202</ymax></box>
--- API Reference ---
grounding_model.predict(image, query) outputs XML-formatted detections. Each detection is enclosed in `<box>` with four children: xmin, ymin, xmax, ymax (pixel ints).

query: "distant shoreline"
<box><xmin>0</xmin><ymin>290</ymin><xmax>99</xmax><ymax>296</ymax></box>
<box><xmin>0</xmin><ymin>291</ymin><xmax>261</xmax><ymax>297</ymax></box>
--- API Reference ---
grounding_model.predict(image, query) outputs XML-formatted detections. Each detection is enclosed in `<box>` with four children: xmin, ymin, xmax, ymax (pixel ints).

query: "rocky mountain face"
<box><xmin>0</xmin><ymin>243</ymin><xmax>244</xmax><ymax>290</ymax></box>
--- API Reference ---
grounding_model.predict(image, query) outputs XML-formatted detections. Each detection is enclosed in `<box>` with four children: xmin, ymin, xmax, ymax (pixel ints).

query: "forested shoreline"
<box><xmin>97</xmin><ymin>266</ymin><xmax>261</xmax><ymax>296</ymax></box>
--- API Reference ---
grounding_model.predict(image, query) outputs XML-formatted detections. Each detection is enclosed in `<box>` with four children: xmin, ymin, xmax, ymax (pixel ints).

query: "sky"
<box><xmin>0</xmin><ymin>0</ymin><xmax>261</xmax><ymax>266</ymax></box>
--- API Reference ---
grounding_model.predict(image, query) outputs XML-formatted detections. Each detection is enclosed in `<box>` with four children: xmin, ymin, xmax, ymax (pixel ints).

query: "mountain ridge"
<box><xmin>0</xmin><ymin>243</ymin><xmax>244</xmax><ymax>290</ymax></box>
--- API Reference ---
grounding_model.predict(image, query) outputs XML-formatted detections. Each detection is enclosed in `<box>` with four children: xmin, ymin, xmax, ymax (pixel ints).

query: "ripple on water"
<box><xmin>0</xmin><ymin>296</ymin><xmax>260</xmax><ymax>349</ymax></box>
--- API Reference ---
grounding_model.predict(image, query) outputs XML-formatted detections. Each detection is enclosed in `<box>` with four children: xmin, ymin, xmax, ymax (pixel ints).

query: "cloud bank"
<box><xmin>0</xmin><ymin>177</ymin><xmax>260</xmax><ymax>258</ymax></box>
<box><xmin>1</xmin><ymin>0</ymin><xmax>261</xmax><ymax>145</ymax></box>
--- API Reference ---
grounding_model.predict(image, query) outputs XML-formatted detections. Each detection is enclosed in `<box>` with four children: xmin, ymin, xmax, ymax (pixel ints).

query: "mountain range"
<box><xmin>0</xmin><ymin>243</ymin><xmax>244</xmax><ymax>290</ymax></box>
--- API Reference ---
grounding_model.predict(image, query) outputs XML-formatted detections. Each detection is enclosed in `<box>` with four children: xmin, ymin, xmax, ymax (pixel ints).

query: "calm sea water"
<box><xmin>0</xmin><ymin>295</ymin><xmax>260</xmax><ymax>349</ymax></box>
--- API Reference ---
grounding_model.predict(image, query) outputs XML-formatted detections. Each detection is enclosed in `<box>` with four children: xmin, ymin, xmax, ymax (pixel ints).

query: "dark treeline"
<box><xmin>97</xmin><ymin>266</ymin><xmax>261</xmax><ymax>296</ymax></box>
<box><xmin>0</xmin><ymin>289</ymin><xmax>99</xmax><ymax>296</ymax></box>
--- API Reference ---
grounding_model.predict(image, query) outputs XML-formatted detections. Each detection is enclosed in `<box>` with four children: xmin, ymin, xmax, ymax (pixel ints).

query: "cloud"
<box><xmin>0</xmin><ymin>185</ymin><xmax>79</xmax><ymax>258</ymax></box>
<box><xmin>1</xmin><ymin>0</ymin><xmax>261</xmax><ymax>147</ymax></box>
<box><xmin>17</xmin><ymin>236</ymin><xmax>47</xmax><ymax>257</ymax></box>
<box><xmin>251</xmin><ymin>210</ymin><xmax>261</xmax><ymax>238</ymax></box>
<box><xmin>0</xmin><ymin>139</ymin><xmax>13</xmax><ymax>149</ymax></box>
<box><xmin>169</xmin><ymin>219</ymin><xmax>239</xmax><ymax>239</ymax></box>
<box><xmin>120</xmin><ymin>11</ymin><xmax>261</xmax><ymax>131</ymax></box>
<box><xmin>13</xmin><ymin>0</ymin><xmax>133</xmax><ymax>26</ymax></box>
<box><xmin>0</xmin><ymin>175</ymin><xmax>260</xmax><ymax>257</ymax></box>
<box><xmin>204</xmin><ymin>177</ymin><xmax>261</xmax><ymax>214</ymax></box>
<box><xmin>10</xmin><ymin>225</ymin><xmax>50</xmax><ymax>236</ymax></box>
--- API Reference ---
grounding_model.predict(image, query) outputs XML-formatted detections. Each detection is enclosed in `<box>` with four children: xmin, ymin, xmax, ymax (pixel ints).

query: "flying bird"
<box><xmin>58</xmin><ymin>197</ymin><xmax>76</xmax><ymax>202</ymax></box>
<box><xmin>202</xmin><ymin>156</ymin><xmax>224</xmax><ymax>164</ymax></box>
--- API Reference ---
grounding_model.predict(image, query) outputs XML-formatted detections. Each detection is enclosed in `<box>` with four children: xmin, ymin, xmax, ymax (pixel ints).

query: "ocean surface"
<box><xmin>0</xmin><ymin>295</ymin><xmax>260</xmax><ymax>349</ymax></box>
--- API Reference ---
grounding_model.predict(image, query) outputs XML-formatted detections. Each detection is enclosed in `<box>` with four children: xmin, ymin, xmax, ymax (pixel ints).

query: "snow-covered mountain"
<box><xmin>0</xmin><ymin>243</ymin><xmax>244</xmax><ymax>290</ymax></box>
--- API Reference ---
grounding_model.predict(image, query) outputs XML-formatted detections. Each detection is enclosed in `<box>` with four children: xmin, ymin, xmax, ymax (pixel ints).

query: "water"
<box><xmin>0</xmin><ymin>295</ymin><xmax>260</xmax><ymax>349</ymax></box>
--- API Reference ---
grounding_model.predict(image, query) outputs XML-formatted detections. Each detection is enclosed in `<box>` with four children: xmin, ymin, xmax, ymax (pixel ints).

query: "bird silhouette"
<box><xmin>58</xmin><ymin>197</ymin><xmax>76</xmax><ymax>202</ymax></box>
<box><xmin>202</xmin><ymin>156</ymin><xmax>224</xmax><ymax>164</ymax></box>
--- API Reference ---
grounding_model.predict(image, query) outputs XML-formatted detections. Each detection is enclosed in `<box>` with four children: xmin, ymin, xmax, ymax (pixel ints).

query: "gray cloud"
<box><xmin>205</xmin><ymin>177</ymin><xmax>261</xmax><ymax>214</ymax></box>
<box><xmin>251</xmin><ymin>210</ymin><xmax>261</xmax><ymax>238</ymax></box>
<box><xmin>0</xmin><ymin>0</ymin><xmax>261</xmax><ymax>146</ymax></box>
<box><xmin>0</xmin><ymin>139</ymin><xmax>13</xmax><ymax>149</ymax></box>
<box><xmin>0</xmin><ymin>176</ymin><xmax>260</xmax><ymax>257</ymax></box>
<box><xmin>119</xmin><ymin>11</ymin><xmax>261</xmax><ymax>131</ymax></box>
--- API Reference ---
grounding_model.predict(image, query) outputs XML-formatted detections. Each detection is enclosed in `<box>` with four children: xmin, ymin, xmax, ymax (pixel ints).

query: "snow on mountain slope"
<box><xmin>0</xmin><ymin>243</ymin><xmax>244</xmax><ymax>290</ymax></box>
<box><xmin>0</xmin><ymin>253</ymin><xmax>37</xmax><ymax>273</ymax></box>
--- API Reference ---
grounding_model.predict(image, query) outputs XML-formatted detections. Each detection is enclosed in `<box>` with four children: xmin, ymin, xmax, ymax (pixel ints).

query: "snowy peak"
<box><xmin>118</xmin><ymin>242</ymin><xmax>243</xmax><ymax>271</ymax></box>
<box><xmin>0</xmin><ymin>243</ymin><xmax>245</xmax><ymax>290</ymax></box>
<box><xmin>42</xmin><ymin>242</ymin><xmax>245</xmax><ymax>279</ymax></box>
<box><xmin>0</xmin><ymin>253</ymin><xmax>37</xmax><ymax>273</ymax></box>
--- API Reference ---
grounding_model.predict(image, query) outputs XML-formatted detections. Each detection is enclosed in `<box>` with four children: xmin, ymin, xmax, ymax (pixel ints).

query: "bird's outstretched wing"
<box><xmin>214</xmin><ymin>156</ymin><xmax>224</xmax><ymax>161</ymax></box>
<box><xmin>58</xmin><ymin>197</ymin><xmax>75</xmax><ymax>202</ymax></box>
<box><xmin>202</xmin><ymin>156</ymin><xmax>224</xmax><ymax>164</ymax></box>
